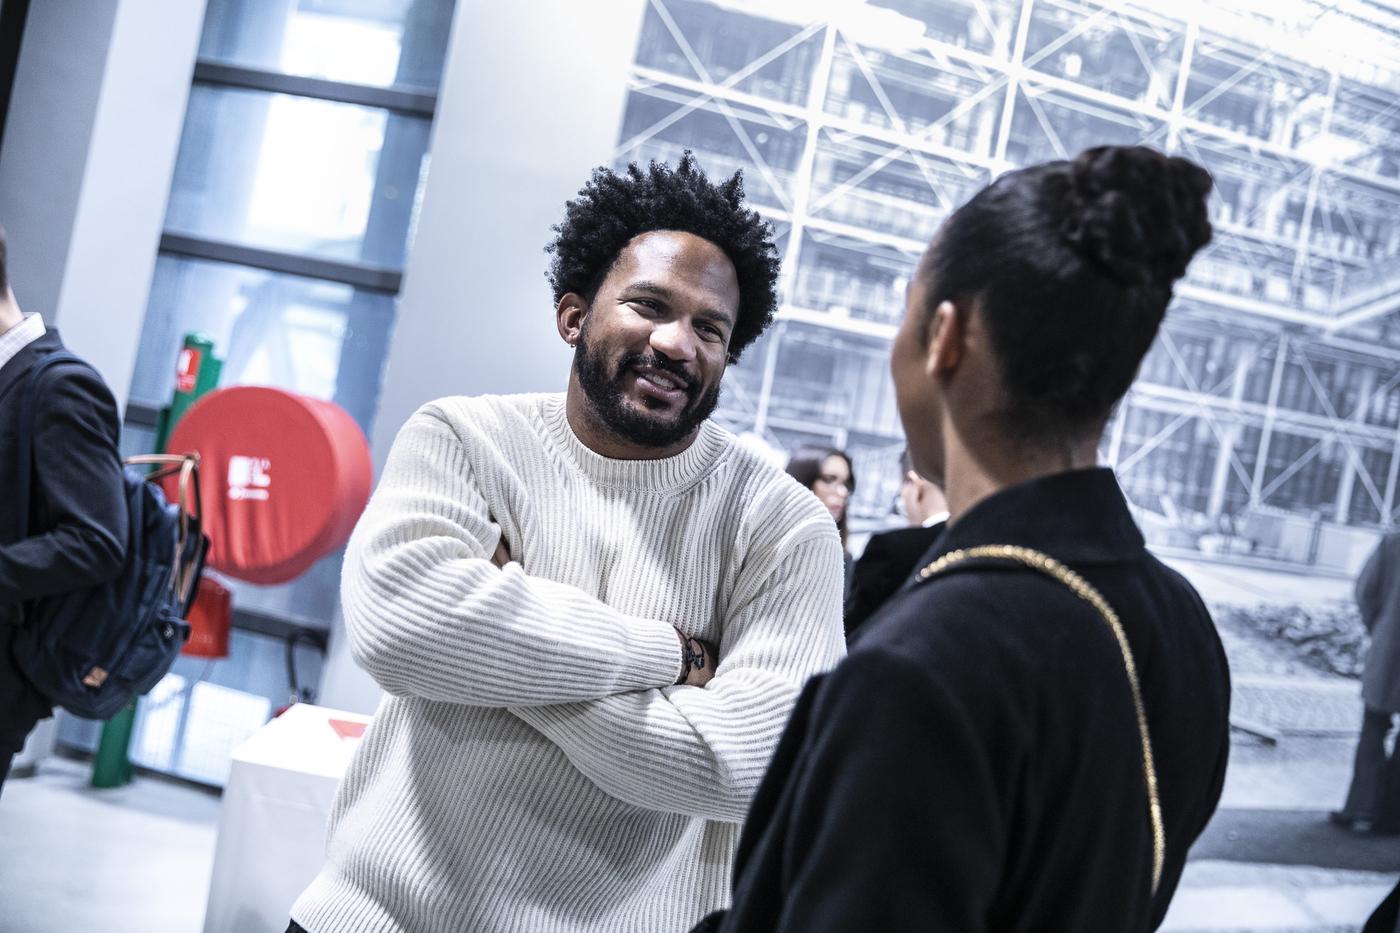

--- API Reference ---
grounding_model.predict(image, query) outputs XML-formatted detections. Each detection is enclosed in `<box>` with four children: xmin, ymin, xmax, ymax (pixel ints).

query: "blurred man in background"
<box><xmin>1334</xmin><ymin>531</ymin><xmax>1400</xmax><ymax>837</ymax></box>
<box><xmin>898</xmin><ymin>448</ymin><xmax>948</xmax><ymax>529</ymax></box>
<box><xmin>844</xmin><ymin>450</ymin><xmax>947</xmax><ymax>641</ymax></box>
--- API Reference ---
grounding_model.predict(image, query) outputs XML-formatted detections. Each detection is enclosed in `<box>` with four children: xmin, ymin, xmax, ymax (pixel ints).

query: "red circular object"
<box><xmin>164</xmin><ymin>386</ymin><xmax>372</xmax><ymax>584</ymax></box>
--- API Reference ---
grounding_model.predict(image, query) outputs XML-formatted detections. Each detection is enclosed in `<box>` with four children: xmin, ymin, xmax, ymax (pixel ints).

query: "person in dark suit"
<box><xmin>0</xmin><ymin>228</ymin><xmax>127</xmax><ymax>792</ymax></box>
<box><xmin>1333</xmin><ymin>531</ymin><xmax>1400</xmax><ymax>835</ymax></box>
<box><xmin>844</xmin><ymin>450</ymin><xmax>946</xmax><ymax>641</ymax></box>
<box><xmin>692</xmin><ymin>146</ymin><xmax>1231</xmax><ymax>932</ymax></box>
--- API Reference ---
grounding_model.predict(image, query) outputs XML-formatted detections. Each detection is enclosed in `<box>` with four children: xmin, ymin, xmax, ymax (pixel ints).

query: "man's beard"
<box><xmin>574</xmin><ymin>321</ymin><xmax>721</xmax><ymax>450</ymax></box>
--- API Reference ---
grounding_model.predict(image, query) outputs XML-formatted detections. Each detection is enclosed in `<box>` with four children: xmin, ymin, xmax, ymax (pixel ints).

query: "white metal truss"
<box><xmin>617</xmin><ymin>0</ymin><xmax>1400</xmax><ymax>532</ymax></box>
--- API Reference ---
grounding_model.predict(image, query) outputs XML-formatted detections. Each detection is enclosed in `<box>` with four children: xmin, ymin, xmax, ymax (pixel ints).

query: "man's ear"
<box><xmin>556</xmin><ymin>293</ymin><xmax>588</xmax><ymax>347</ymax></box>
<box><xmin>925</xmin><ymin>299</ymin><xmax>964</xmax><ymax>377</ymax></box>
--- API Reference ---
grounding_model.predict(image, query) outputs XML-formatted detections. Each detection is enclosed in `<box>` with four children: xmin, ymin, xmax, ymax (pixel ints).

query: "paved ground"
<box><xmin>1164</xmin><ymin>861</ymin><xmax>1395</xmax><ymax>932</ymax></box>
<box><xmin>0</xmin><ymin>756</ymin><xmax>219</xmax><ymax>932</ymax></box>
<box><xmin>1159</xmin><ymin>555</ymin><xmax>1398</xmax><ymax>933</ymax></box>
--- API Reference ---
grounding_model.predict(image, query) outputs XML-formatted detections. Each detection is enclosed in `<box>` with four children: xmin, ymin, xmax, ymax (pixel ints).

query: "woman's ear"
<box><xmin>926</xmin><ymin>299</ymin><xmax>964</xmax><ymax>377</ymax></box>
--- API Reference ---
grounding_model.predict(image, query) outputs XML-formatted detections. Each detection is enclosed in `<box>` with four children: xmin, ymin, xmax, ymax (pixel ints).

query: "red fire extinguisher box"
<box><xmin>163</xmin><ymin>386</ymin><xmax>373</xmax><ymax>585</ymax></box>
<box><xmin>183</xmin><ymin>575</ymin><xmax>232</xmax><ymax>658</ymax></box>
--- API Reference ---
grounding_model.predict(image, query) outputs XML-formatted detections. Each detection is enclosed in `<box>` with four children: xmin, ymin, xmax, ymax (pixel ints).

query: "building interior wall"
<box><xmin>3</xmin><ymin>0</ymin><xmax>1399</xmax><ymax>778</ymax></box>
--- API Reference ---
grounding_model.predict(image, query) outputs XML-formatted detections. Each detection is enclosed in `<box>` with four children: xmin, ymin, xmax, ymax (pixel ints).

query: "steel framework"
<box><xmin>616</xmin><ymin>0</ymin><xmax>1400</xmax><ymax>569</ymax></box>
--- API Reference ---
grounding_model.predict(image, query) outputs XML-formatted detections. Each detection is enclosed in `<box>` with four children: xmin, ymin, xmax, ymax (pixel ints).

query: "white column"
<box><xmin>0</xmin><ymin>0</ymin><xmax>206</xmax><ymax>409</ymax></box>
<box><xmin>318</xmin><ymin>0</ymin><xmax>649</xmax><ymax>712</ymax></box>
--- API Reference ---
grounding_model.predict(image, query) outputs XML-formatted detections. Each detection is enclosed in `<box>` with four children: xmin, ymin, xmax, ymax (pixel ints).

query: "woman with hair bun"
<box><xmin>694</xmin><ymin>147</ymin><xmax>1231</xmax><ymax>933</ymax></box>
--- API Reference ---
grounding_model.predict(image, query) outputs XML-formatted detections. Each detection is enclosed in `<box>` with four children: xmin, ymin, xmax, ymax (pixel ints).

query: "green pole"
<box><xmin>163</xmin><ymin>333</ymin><xmax>222</xmax><ymax>441</ymax></box>
<box><xmin>92</xmin><ymin>333</ymin><xmax>221</xmax><ymax>788</ymax></box>
<box><xmin>90</xmin><ymin>706</ymin><xmax>136</xmax><ymax>787</ymax></box>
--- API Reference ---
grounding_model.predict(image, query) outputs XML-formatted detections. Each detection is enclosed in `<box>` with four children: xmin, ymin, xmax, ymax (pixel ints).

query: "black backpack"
<box><xmin>14</xmin><ymin>352</ymin><xmax>209</xmax><ymax>720</ymax></box>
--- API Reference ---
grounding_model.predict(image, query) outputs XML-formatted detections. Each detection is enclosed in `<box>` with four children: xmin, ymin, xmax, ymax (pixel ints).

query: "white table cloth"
<box><xmin>202</xmin><ymin>702</ymin><xmax>370</xmax><ymax>933</ymax></box>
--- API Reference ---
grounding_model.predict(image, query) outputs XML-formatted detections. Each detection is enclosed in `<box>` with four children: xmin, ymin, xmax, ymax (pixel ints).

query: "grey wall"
<box><xmin>317</xmin><ymin>0</ymin><xmax>649</xmax><ymax>713</ymax></box>
<box><xmin>370</xmin><ymin>0</ymin><xmax>650</xmax><ymax>466</ymax></box>
<box><xmin>0</xmin><ymin>0</ymin><xmax>118</xmax><ymax>331</ymax></box>
<box><xmin>0</xmin><ymin>0</ymin><xmax>205</xmax><ymax>408</ymax></box>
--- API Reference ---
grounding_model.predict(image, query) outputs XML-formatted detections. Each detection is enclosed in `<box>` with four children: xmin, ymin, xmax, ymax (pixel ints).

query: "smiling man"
<box><xmin>289</xmin><ymin>155</ymin><xmax>846</xmax><ymax>933</ymax></box>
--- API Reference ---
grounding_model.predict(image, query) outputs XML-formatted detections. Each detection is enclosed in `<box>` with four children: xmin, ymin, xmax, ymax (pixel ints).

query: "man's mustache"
<box><xmin>619</xmin><ymin>353</ymin><xmax>699</xmax><ymax>393</ymax></box>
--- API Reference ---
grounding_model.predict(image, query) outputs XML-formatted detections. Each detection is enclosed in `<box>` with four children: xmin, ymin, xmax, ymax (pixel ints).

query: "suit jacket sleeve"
<box><xmin>1355</xmin><ymin>539</ymin><xmax>1388</xmax><ymax>633</ymax></box>
<box><xmin>844</xmin><ymin>525</ymin><xmax>943</xmax><ymax>641</ymax></box>
<box><xmin>0</xmin><ymin>362</ymin><xmax>128</xmax><ymax>602</ymax></box>
<box><xmin>844</xmin><ymin>532</ymin><xmax>896</xmax><ymax>637</ymax></box>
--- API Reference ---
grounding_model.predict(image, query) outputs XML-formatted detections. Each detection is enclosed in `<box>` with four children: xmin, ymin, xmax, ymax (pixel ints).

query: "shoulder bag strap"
<box><xmin>125</xmin><ymin>452</ymin><xmax>204</xmax><ymax>603</ymax></box>
<box><xmin>916</xmin><ymin>544</ymin><xmax>1165</xmax><ymax>896</ymax></box>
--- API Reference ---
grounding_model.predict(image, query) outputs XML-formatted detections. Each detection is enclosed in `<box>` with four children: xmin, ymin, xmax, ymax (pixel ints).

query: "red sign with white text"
<box><xmin>175</xmin><ymin>347</ymin><xmax>202</xmax><ymax>394</ymax></box>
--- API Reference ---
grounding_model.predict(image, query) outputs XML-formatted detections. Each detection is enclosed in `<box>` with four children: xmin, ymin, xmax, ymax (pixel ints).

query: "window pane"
<box><xmin>810</xmin><ymin>133</ymin><xmax>988</xmax><ymax>241</ymax></box>
<box><xmin>166</xmin><ymin>85</ymin><xmax>430</xmax><ymax>268</ymax></box>
<box><xmin>126</xmin><ymin>628</ymin><xmax>327</xmax><ymax>786</ymax></box>
<box><xmin>130</xmin><ymin>255</ymin><xmax>396</xmax><ymax>435</ymax></box>
<box><xmin>825</xmin><ymin>40</ymin><xmax>1002</xmax><ymax>156</ymax></box>
<box><xmin>793</xmin><ymin>230</ymin><xmax>916</xmax><ymax>327</ymax></box>
<box><xmin>634</xmin><ymin>0</ymin><xmax>822</xmax><ymax>106</ymax></box>
<box><xmin>199</xmin><ymin>0</ymin><xmax>455</xmax><ymax>91</ymax></box>
<box><xmin>616</xmin><ymin>85</ymin><xmax>806</xmax><ymax>213</ymax></box>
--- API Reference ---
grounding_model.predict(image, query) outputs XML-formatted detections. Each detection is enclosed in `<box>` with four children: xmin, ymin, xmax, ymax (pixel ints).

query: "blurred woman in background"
<box><xmin>785</xmin><ymin>446</ymin><xmax>855</xmax><ymax>593</ymax></box>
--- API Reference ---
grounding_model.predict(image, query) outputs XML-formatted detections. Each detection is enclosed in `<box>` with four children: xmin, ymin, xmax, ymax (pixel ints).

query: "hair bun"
<box><xmin>1059</xmin><ymin>146</ymin><xmax>1213</xmax><ymax>287</ymax></box>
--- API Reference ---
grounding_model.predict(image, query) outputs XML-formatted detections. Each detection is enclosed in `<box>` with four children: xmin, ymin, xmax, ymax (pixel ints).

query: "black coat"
<box><xmin>0</xmin><ymin>329</ymin><xmax>127</xmax><ymax>628</ymax></box>
<box><xmin>1356</xmin><ymin>533</ymin><xmax>1400</xmax><ymax>714</ymax></box>
<box><xmin>699</xmin><ymin>468</ymin><xmax>1231</xmax><ymax>933</ymax></box>
<box><xmin>845</xmin><ymin>523</ymin><xmax>944</xmax><ymax>642</ymax></box>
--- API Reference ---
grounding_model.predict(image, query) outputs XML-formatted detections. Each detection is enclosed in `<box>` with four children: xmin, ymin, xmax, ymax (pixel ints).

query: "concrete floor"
<box><xmin>0</xmin><ymin>756</ymin><xmax>219</xmax><ymax>933</ymax></box>
<box><xmin>2</xmin><ymin>748</ymin><xmax>1395</xmax><ymax>933</ymax></box>
<box><xmin>1164</xmin><ymin>860</ymin><xmax>1395</xmax><ymax>932</ymax></box>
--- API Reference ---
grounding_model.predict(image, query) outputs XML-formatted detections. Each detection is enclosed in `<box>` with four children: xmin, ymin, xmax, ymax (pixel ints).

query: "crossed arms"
<box><xmin>342</xmin><ymin>408</ymin><xmax>845</xmax><ymax>822</ymax></box>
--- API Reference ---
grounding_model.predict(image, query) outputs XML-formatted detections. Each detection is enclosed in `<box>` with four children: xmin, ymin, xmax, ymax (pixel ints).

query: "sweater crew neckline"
<box><xmin>541</xmin><ymin>394</ymin><xmax>729</xmax><ymax>492</ymax></box>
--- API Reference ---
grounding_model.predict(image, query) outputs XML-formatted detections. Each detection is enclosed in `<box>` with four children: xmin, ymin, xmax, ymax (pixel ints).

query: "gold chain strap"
<box><xmin>917</xmin><ymin>545</ymin><xmax>1165</xmax><ymax>896</ymax></box>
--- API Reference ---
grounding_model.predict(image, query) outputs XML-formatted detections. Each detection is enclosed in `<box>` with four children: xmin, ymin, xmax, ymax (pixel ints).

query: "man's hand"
<box><xmin>492</xmin><ymin>536</ymin><xmax>511</xmax><ymax>567</ymax></box>
<box><xmin>675</xmin><ymin>629</ymin><xmax>717</xmax><ymax>687</ymax></box>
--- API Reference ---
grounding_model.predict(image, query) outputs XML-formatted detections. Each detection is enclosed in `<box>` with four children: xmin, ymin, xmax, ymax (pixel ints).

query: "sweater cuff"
<box><xmin>623</xmin><ymin>618</ymin><xmax>686</xmax><ymax>691</ymax></box>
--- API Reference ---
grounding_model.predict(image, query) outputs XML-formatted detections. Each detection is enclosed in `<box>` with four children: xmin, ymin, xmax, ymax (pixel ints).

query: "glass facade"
<box><xmin>618</xmin><ymin>0</ymin><xmax>1400</xmax><ymax>569</ymax></box>
<box><xmin>97</xmin><ymin>0</ymin><xmax>456</xmax><ymax>783</ymax></box>
<box><xmin>165</xmin><ymin>86</ymin><xmax>431</xmax><ymax>269</ymax></box>
<box><xmin>131</xmin><ymin>257</ymin><xmax>397</xmax><ymax>431</ymax></box>
<box><xmin>129</xmin><ymin>0</ymin><xmax>456</xmax><ymax>632</ymax></box>
<box><xmin>198</xmin><ymin>0</ymin><xmax>454</xmax><ymax>90</ymax></box>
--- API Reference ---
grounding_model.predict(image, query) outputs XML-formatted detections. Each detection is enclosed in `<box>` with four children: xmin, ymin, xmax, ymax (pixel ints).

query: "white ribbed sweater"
<box><xmin>292</xmin><ymin>394</ymin><xmax>846</xmax><ymax>933</ymax></box>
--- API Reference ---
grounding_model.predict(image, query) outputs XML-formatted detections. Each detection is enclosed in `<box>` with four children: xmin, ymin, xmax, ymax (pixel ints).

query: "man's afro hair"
<box><xmin>546</xmin><ymin>151</ymin><xmax>781</xmax><ymax>360</ymax></box>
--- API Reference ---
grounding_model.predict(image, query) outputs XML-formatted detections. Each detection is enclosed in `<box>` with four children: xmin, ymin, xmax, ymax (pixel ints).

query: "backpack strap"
<box><xmin>14</xmin><ymin>350</ymin><xmax>90</xmax><ymax>541</ymax></box>
<box><xmin>915</xmin><ymin>544</ymin><xmax>1165</xmax><ymax>897</ymax></box>
<box><xmin>126</xmin><ymin>452</ymin><xmax>205</xmax><ymax>607</ymax></box>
